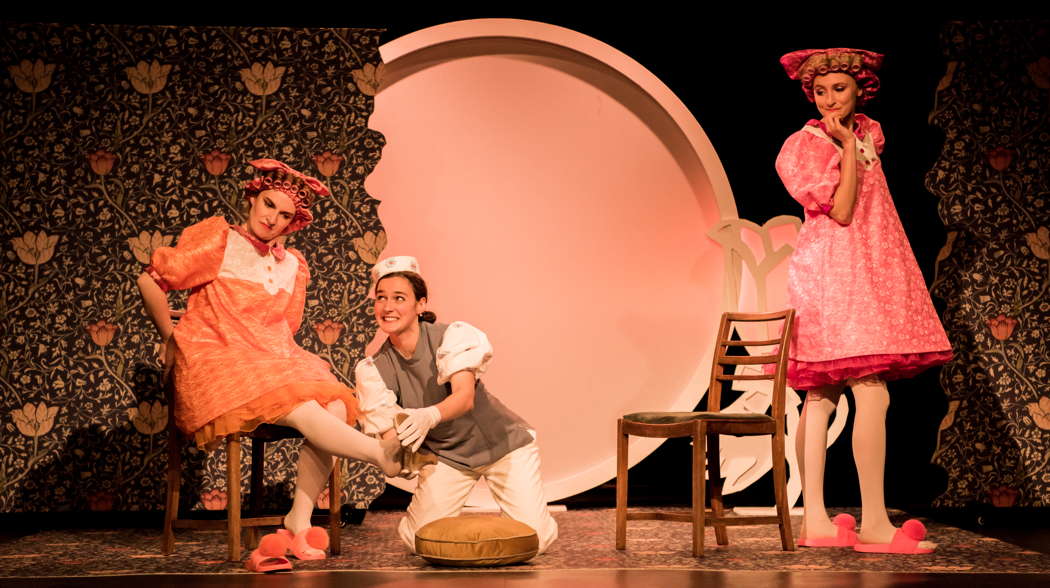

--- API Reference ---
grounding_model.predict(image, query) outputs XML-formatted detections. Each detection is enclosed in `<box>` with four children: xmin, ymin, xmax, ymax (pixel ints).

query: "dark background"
<box><xmin>4</xmin><ymin>9</ymin><xmax>963</xmax><ymax>513</ymax></box>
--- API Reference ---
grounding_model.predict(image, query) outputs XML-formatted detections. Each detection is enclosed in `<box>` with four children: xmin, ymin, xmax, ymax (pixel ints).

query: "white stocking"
<box><xmin>278</xmin><ymin>400</ymin><xmax>402</xmax><ymax>478</ymax></box>
<box><xmin>848</xmin><ymin>377</ymin><xmax>895</xmax><ymax>541</ymax></box>
<box><xmin>797</xmin><ymin>385</ymin><xmax>842</xmax><ymax>538</ymax></box>
<box><xmin>283</xmin><ymin>400</ymin><xmax>343</xmax><ymax>535</ymax></box>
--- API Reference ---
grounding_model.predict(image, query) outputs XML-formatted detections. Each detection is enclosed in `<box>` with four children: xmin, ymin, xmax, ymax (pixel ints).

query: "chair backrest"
<box><xmin>705</xmin><ymin>310</ymin><xmax>795</xmax><ymax>422</ymax></box>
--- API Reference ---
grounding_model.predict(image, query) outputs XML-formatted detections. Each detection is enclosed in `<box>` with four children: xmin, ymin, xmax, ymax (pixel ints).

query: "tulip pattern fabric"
<box><xmin>0</xmin><ymin>23</ymin><xmax>389</xmax><ymax>513</ymax></box>
<box><xmin>926</xmin><ymin>20</ymin><xmax>1050</xmax><ymax>508</ymax></box>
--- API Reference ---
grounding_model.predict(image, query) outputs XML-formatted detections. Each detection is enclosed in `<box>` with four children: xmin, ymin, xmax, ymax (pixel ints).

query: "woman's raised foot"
<box><xmin>378</xmin><ymin>436</ymin><xmax>405</xmax><ymax>477</ymax></box>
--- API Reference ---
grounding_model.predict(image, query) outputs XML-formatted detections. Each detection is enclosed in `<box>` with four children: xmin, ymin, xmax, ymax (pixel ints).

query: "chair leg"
<box><xmin>691</xmin><ymin>421</ymin><xmax>706</xmax><ymax>557</ymax></box>
<box><xmin>245</xmin><ymin>437</ymin><xmax>264</xmax><ymax>551</ymax></box>
<box><xmin>227</xmin><ymin>435</ymin><xmax>243</xmax><ymax>562</ymax></box>
<box><xmin>162</xmin><ymin>427</ymin><xmax>181</xmax><ymax>555</ymax></box>
<box><xmin>706</xmin><ymin>431</ymin><xmax>729</xmax><ymax>546</ymax></box>
<box><xmin>250</xmin><ymin>437</ymin><xmax>265</xmax><ymax>513</ymax></box>
<box><xmin>772</xmin><ymin>432</ymin><xmax>795</xmax><ymax>551</ymax></box>
<box><xmin>615</xmin><ymin>419</ymin><xmax>628</xmax><ymax>550</ymax></box>
<box><xmin>329</xmin><ymin>457</ymin><xmax>342</xmax><ymax>555</ymax></box>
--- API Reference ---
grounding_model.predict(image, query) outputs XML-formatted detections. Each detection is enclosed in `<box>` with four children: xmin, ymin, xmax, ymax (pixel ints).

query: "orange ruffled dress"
<box><xmin>148</xmin><ymin>217</ymin><xmax>357</xmax><ymax>447</ymax></box>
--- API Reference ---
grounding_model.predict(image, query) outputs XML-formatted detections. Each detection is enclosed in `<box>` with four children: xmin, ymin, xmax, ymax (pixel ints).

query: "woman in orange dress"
<box><xmin>137</xmin><ymin>159</ymin><xmax>403</xmax><ymax>562</ymax></box>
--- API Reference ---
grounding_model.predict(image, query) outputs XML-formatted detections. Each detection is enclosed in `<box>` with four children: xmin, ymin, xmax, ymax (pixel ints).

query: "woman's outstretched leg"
<box><xmin>278</xmin><ymin>400</ymin><xmax>402</xmax><ymax>477</ymax></box>
<box><xmin>798</xmin><ymin>385</ymin><xmax>842</xmax><ymax>540</ymax></box>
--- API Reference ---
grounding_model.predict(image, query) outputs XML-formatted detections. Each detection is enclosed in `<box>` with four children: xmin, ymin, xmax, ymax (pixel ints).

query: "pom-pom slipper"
<box><xmin>245</xmin><ymin>533</ymin><xmax>292</xmax><ymax>572</ymax></box>
<box><xmin>854</xmin><ymin>519</ymin><xmax>935</xmax><ymax>554</ymax></box>
<box><xmin>798</xmin><ymin>513</ymin><xmax>859</xmax><ymax>547</ymax></box>
<box><xmin>278</xmin><ymin>526</ymin><xmax>329</xmax><ymax>560</ymax></box>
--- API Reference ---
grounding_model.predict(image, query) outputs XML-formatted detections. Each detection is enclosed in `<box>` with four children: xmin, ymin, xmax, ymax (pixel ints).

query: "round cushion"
<box><xmin>415</xmin><ymin>515</ymin><xmax>539</xmax><ymax>567</ymax></box>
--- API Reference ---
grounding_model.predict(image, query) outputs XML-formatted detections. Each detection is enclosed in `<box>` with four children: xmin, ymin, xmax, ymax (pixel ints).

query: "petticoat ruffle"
<box><xmin>787</xmin><ymin>350</ymin><xmax>953</xmax><ymax>390</ymax></box>
<box><xmin>192</xmin><ymin>381</ymin><xmax>359</xmax><ymax>450</ymax></box>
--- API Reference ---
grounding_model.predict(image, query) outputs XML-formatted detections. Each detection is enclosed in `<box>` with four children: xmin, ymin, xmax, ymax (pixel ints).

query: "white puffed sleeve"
<box><xmin>353</xmin><ymin>357</ymin><xmax>402</xmax><ymax>435</ymax></box>
<box><xmin>435</xmin><ymin>321</ymin><xmax>493</xmax><ymax>385</ymax></box>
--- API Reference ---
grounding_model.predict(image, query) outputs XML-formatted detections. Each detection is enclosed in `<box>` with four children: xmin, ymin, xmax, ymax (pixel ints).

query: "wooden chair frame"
<box><xmin>615</xmin><ymin>309</ymin><xmax>796</xmax><ymax>556</ymax></box>
<box><xmin>159</xmin><ymin>339</ymin><xmax>343</xmax><ymax>561</ymax></box>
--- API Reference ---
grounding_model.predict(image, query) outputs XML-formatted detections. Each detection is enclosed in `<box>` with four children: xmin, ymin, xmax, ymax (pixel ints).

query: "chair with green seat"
<box><xmin>615</xmin><ymin>309</ymin><xmax>796</xmax><ymax>557</ymax></box>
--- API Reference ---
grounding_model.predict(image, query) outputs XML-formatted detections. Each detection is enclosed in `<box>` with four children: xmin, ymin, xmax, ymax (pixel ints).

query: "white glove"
<box><xmin>396</xmin><ymin>406</ymin><xmax>441</xmax><ymax>452</ymax></box>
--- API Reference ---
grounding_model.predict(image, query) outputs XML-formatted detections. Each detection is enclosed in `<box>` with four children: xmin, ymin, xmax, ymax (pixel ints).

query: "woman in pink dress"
<box><xmin>776</xmin><ymin>49</ymin><xmax>952</xmax><ymax>554</ymax></box>
<box><xmin>137</xmin><ymin>159</ymin><xmax>407</xmax><ymax>567</ymax></box>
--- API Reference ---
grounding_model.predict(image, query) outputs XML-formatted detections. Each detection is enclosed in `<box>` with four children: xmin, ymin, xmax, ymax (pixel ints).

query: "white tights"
<box><xmin>796</xmin><ymin>377</ymin><xmax>897</xmax><ymax>543</ymax></box>
<box><xmin>276</xmin><ymin>400</ymin><xmax>401</xmax><ymax>534</ymax></box>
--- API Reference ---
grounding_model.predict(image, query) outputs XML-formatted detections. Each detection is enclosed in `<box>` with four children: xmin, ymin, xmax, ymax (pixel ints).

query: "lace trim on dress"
<box><xmin>788</xmin><ymin>350</ymin><xmax>953</xmax><ymax>390</ymax></box>
<box><xmin>192</xmin><ymin>381</ymin><xmax>358</xmax><ymax>449</ymax></box>
<box><xmin>802</xmin><ymin>114</ymin><xmax>879</xmax><ymax>170</ymax></box>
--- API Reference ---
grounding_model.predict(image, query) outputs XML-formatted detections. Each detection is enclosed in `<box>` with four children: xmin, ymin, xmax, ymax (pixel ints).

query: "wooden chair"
<box><xmin>615</xmin><ymin>309</ymin><xmax>796</xmax><ymax>556</ymax></box>
<box><xmin>159</xmin><ymin>336</ymin><xmax>343</xmax><ymax>561</ymax></box>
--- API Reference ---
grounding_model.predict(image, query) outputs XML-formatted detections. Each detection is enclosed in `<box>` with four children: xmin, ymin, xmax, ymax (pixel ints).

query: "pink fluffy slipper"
<box><xmin>853</xmin><ymin>519</ymin><xmax>935</xmax><ymax>554</ymax></box>
<box><xmin>277</xmin><ymin>526</ymin><xmax>329</xmax><ymax>560</ymax></box>
<box><xmin>245</xmin><ymin>533</ymin><xmax>292</xmax><ymax>573</ymax></box>
<box><xmin>798</xmin><ymin>513</ymin><xmax>859</xmax><ymax>548</ymax></box>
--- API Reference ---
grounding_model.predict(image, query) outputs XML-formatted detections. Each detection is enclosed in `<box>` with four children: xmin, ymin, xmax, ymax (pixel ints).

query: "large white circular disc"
<box><xmin>366</xmin><ymin>19</ymin><xmax>737</xmax><ymax>501</ymax></box>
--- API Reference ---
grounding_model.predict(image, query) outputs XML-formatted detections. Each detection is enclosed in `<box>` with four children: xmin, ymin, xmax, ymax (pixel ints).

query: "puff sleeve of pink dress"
<box><xmin>148</xmin><ymin>217</ymin><xmax>356</xmax><ymax>447</ymax></box>
<box><xmin>775</xmin><ymin>115</ymin><xmax>953</xmax><ymax>389</ymax></box>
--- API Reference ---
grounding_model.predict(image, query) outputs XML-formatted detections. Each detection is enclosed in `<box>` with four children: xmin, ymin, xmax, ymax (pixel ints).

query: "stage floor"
<box><xmin>1</xmin><ymin>508</ymin><xmax>1049</xmax><ymax>586</ymax></box>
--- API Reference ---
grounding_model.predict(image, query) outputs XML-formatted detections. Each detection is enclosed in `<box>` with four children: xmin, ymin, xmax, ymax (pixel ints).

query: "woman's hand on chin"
<box><xmin>823</xmin><ymin>114</ymin><xmax>856</xmax><ymax>146</ymax></box>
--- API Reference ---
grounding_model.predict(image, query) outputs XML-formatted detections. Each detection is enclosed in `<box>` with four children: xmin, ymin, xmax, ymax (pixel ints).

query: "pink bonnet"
<box><xmin>780</xmin><ymin>48</ymin><xmax>884</xmax><ymax>105</ymax></box>
<box><xmin>243</xmin><ymin>159</ymin><xmax>331</xmax><ymax>234</ymax></box>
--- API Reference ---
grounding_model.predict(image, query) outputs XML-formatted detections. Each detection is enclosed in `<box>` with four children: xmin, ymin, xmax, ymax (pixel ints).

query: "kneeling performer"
<box><xmin>354</xmin><ymin>256</ymin><xmax>558</xmax><ymax>554</ymax></box>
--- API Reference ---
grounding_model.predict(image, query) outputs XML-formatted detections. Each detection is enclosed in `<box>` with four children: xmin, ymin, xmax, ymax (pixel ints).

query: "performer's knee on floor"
<box><xmin>397</xmin><ymin>516</ymin><xmax>418</xmax><ymax>553</ymax></box>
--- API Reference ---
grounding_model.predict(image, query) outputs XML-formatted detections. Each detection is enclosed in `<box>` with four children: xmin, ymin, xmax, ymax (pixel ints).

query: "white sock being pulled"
<box><xmin>278</xmin><ymin>401</ymin><xmax>401</xmax><ymax>477</ymax></box>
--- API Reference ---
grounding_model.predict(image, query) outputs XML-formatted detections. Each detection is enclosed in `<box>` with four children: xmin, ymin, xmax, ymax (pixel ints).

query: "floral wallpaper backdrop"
<box><xmin>1</xmin><ymin>23</ymin><xmax>390</xmax><ymax>512</ymax></box>
<box><xmin>927</xmin><ymin>20</ymin><xmax>1050</xmax><ymax>508</ymax></box>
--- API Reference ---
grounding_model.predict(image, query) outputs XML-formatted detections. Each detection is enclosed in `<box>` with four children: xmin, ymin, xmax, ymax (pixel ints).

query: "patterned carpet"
<box><xmin>1</xmin><ymin>508</ymin><xmax>1048</xmax><ymax>577</ymax></box>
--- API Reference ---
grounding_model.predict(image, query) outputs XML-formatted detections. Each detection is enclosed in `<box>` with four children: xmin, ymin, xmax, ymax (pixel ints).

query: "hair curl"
<box><xmin>780</xmin><ymin>48</ymin><xmax>883</xmax><ymax>105</ymax></box>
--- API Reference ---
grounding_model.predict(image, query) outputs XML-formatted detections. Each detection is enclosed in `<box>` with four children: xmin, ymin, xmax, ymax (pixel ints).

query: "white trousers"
<box><xmin>397</xmin><ymin>440</ymin><xmax>558</xmax><ymax>554</ymax></box>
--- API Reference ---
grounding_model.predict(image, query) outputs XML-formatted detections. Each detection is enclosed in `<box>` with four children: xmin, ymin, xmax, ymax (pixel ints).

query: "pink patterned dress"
<box><xmin>775</xmin><ymin>114</ymin><xmax>952</xmax><ymax>390</ymax></box>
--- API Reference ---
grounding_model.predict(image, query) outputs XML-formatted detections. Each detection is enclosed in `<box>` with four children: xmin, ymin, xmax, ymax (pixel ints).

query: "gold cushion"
<box><xmin>415</xmin><ymin>515</ymin><xmax>539</xmax><ymax>567</ymax></box>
